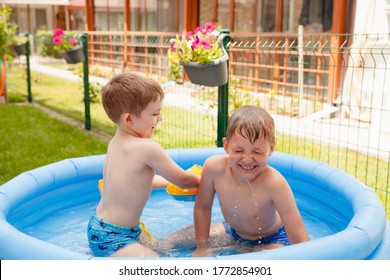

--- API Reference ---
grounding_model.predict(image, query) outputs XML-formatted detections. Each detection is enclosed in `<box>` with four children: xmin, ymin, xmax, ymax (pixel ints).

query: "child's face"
<box><xmin>131</xmin><ymin>98</ymin><xmax>163</xmax><ymax>138</ymax></box>
<box><xmin>223</xmin><ymin>132</ymin><xmax>274</xmax><ymax>181</ymax></box>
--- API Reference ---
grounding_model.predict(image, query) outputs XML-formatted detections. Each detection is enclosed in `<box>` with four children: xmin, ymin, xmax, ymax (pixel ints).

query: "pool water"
<box><xmin>12</xmin><ymin>180</ymin><xmax>340</xmax><ymax>258</ymax></box>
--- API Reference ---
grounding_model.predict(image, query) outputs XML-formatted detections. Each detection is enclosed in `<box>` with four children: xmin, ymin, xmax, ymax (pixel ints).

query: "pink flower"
<box><xmin>203</xmin><ymin>22</ymin><xmax>215</xmax><ymax>33</ymax></box>
<box><xmin>191</xmin><ymin>36</ymin><xmax>200</xmax><ymax>50</ymax></box>
<box><xmin>170</xmin><ymin>43</ymin><xmax>176</xmax><ymax>52</ymax></box>
<box><xmin>185</xmin><ymin>31</ymin><xmax>193</xmax><ymax>41</ymax></box>
<box><xmin>68</xmin><ymin>38</ymin><xmax>78</xmax><ymax>45</ymax></box>
<box><xmin>52</xmin><ymin>36</ymin><xmax>63</xmax><ymax>45</ymax></box>
<box><xmin>53</xmin><ymin>28</ymin><xmax>64</xmax><ymax>37</ymax></box>
<box><xmin>194</xmin><ymin>26</ymin><xmax>202</xmax><ymax>34</ymax></box>
<box><xmin>52</xmin><ymin>28</ymin><xmax>80</xmax><ymax>51</ymax></box>
<box><xmin>169</xmin><ymin>22</ymin><xmax>222</xmax><ymax>64</ymax></box>
<box><xmin>199</xmin><ymin>39</ymin><xmax>211</xmax><ymax>49</ymax></box>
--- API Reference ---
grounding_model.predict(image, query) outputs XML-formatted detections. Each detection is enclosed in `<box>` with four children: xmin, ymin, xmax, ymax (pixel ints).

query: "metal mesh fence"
<box><xmin>87</xmin><ymin>31</ymin><xmax>389</xmax><ymax>215</ymax></box>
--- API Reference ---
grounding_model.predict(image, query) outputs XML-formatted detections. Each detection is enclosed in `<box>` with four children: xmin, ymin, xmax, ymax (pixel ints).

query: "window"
<box><xmin>156</xmin><ymin>0</ymin><xmax>182</xmax><ymax>32</ymax></box>
<box><xmin>94</xmin><ymin>0</ymin><xmax>124</xmax><ymax>31</ymax></box>
<box><xmin>130</xmin><ymin>0</ymin><xmax>157</xmax><ymax>31</ymax></box>
<box><xmin>69</xmin><ymin>10</ymin><xmax>85</xmax><ymax>30</ymax></box>
<box><xmin>234</xmin><ymin>0</ymin><xmax>257</xmax><ymax>32</ymax></box>
<box><xmin>200</xmin><ymin>0</ymin><xmax>215</xmax><ymax>27</ymax></box>
<box><xmin>217</xmin><ymin>0</ymin><xmax>230</xmax><ymax>30</ymax></box>
<box><xmin>260</xmin><ymin>0</ymin><xmax>277</xmax><ymax>32</ymax></box>
<box><xmin>283</xmin><ymin>0</ymin><xmax>333</xmax><ymax>32</ymax></box>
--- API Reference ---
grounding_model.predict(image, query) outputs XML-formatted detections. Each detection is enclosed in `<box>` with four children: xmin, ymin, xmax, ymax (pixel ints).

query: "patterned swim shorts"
<box><xmin>87</xmin><ymin>214</ymin><xmax>142</xmax><ymax>257</ymax></box>
<box><xmin>223</xmin><ymin>221</ymin><xmax>290</xmax><ymax>246</ymax></box>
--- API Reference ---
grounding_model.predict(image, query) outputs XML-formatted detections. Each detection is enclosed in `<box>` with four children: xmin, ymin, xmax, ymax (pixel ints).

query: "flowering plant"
<box><xmin>169</xmin><ymin>22</ymin><xmax>223</xmax><ymax>64</ymax></box>
<box><xmin>52</xmin><ymin>28</ymin><xmax>79</xmax><ymax>51</ymax></box>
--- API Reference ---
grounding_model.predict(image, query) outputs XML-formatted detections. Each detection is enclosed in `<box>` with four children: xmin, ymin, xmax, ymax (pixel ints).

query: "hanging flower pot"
<box><xmin>60</xmin><ymin>45</ymin><xmax>85</xmax><ymax>64</ymax></box>
<box><xmin>170</xmin><ymin>23</ymin><xmax>231</xmax><ymax>87</ymax></box>
<box><xmin>52</xmin><ymin>28</ymin><xmax>84</xmax><ymax>64</ymax></box>
<box><xmin>181</xmin><ymin>43</ymin><xmax>229</xmax><ymax>87</ymax></box>
<box><xmin>13</xmin><ymin>43</ymin><xmax>26</xmax><ymax>56</ymax></box>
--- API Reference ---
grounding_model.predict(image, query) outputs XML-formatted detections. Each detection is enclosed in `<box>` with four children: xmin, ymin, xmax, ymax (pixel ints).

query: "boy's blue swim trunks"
<box><xmin>87</xmin><ymin>214</ymin><xmax>142</xmax><ymax>257</ymax></box>
<box><xmin>223</xmin><ymin>221</ymin><xmax>290</xmax><ymax>246</ymax></box>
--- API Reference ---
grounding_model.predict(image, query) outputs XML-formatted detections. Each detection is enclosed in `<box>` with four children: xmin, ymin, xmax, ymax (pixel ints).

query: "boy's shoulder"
<box><xmin>206</xmin><ymin>153</ymin><xmax>226</xmax><ymax>162</ymax></box>
<box><xmin>203</xmin><ymin>154</ymin><xmax>228</xmax><ymax>170</ymax></box>
<box><xmin>118</xmin><ymin>136</ymin><xmax>163</xmax><ymax>155</ymax></box>
<box><xmin>260</xmin><ymin>166</ymin><xmax>289</xmax><ymax>189</ymax></box>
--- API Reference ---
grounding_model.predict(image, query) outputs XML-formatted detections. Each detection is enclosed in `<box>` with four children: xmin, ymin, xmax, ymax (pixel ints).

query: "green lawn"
<box><xmin>0</xmin><ymin>104</ymin><xmax>108</xmax><ymax>184</ymax></box>
<box><xmin>6</xmin><ymin>63</ymin><xmax>117</xmax><ymax>136</ymax></box>
<box><xmin>6</xmin><ymin>64</ymin><xmax>217</xmax><ymax>148</ymax></box>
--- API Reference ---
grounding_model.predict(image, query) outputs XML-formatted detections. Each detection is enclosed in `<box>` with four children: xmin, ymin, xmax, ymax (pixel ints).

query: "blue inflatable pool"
<box><xmin>0</xmin><ymin>148</ymin><xmax>389</xmax><ymax>259</ymax></box>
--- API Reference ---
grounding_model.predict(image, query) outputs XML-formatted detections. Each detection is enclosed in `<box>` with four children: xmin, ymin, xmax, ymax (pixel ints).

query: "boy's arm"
<box><xmin>152</xmin><ymin>174</ymin><xmax>169</xmax><ymax>188</ymax></box>
<box><xmin>145</xmin><ymin>140</ymin><xmax>200</xmax><ymax>189</ymax></box>
<box><xmin>271</xmin><ymin>173</ymin><xmax>310</xmax><ymax>244</ymax></box>
<box><xmin>193</xmin><ymin>159</ymin><xmax>216</xmax><ymax>255</ymax></box>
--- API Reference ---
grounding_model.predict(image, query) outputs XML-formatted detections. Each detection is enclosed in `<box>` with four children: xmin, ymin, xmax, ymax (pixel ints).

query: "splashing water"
<box><xmin>245</xmin><ymin>179</ymin><xmax>263</xmax><ymax>240</ymax></box>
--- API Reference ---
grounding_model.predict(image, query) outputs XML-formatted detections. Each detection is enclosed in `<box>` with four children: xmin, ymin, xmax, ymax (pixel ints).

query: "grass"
<box><xmin>7</xmin><ymin>63</ymin><xmax>117</xmax><ymax>135</ymax></box>
<box><xmin>277</xmin><ymin>134</ymin><xmax>390</xmax><ymax>215</ymax></box>
<box><xmin>4</xmin><ymin>63</ymin><xmax>389</xmax><ymax>217</ymax></box>
<box><xmin>6</xmin><ymin>64</ymin><xmax>217</xmax><ymax>147</ymax></box>
<box><xmin>0</xmin><ymin>104</ymin><xmax>108</xmax><ymax>184</ymax></box>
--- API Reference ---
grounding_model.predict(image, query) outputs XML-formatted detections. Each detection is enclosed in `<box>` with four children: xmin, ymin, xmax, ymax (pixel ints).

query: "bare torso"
<box><xmin>95</xmin><ymin>129</ymin><xmax>200</xmax><ymax>230</ymax></box>
<box><xmin>212</xmin><ymin>155</ymin><xmax>283</xmax><ymax>240</ymax></box>
<box><xmin>96</xmin><ymin>133</ymin><xmax>155</xmax><ymax>228</ymax></box>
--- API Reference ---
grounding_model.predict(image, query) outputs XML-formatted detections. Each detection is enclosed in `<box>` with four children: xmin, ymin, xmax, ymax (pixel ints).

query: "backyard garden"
<box><xmin>2</xmin><ymin>60</ymin><xmax>389</xmax><ymax>218</ymax></box>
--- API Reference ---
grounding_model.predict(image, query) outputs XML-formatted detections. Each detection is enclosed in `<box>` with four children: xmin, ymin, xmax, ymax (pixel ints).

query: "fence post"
<box><xmin>25</xmin><ymin>32</ymin><xmax>32</xmax><ymax>103</ymax></box>
<box><xmin>216</xmin><ymin>29</ymin><xmax>232</xmax><ymax>147</ymax></box>
<box><xmin>81</xmin><ymin>32</ymin><xmax>91</xmax><ymax>130</ymax></box>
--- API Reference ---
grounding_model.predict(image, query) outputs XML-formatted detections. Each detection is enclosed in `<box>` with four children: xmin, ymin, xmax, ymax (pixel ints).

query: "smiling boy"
<box><xmin>194</xmin><ymin>105</ymin><xmax>309</xmax><ymax>256</ymax></box>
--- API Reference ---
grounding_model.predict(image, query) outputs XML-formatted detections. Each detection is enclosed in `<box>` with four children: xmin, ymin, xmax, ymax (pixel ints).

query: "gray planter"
<box><xmin>61</xmin><ymin>45</ymin><xmax>85</xmax><ymax>64</ymax></box>
<box><xmin>181</xmin><ymin>38</ymin><xmax>229</xmax><ymax>87</ymax></box>
<box><xmin>13</xmin><ymin>43</ymin><xmax>26</xmax><ymax>56</ymax></box>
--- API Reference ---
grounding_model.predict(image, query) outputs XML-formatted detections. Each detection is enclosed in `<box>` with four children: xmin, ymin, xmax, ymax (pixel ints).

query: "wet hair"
<box><xmin>226</xmin><ymin>105</ymin><xmax>275</xmax><ymax>144</ymax></box>
<box><xmin>101</xmin><ymin>72</ymin><xmax>164</xmax><ymax>123</ymax></box>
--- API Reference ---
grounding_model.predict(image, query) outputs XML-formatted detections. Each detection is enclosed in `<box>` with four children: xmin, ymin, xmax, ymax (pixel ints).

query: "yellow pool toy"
<box><xmin>98</xmin><ymin>179</ymin><xmax>104</xmax><ymax>194</ymax></box>
<box><xmin>166</xmin><ymin>164</ymin><xmax>202</xmax><ymax>201</ymax></box>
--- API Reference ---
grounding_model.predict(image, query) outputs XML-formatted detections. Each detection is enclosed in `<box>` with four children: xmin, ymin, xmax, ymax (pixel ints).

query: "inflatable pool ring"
<box><xmin>166</xmin><ymin>164</ymin><xmax>201</xmax><ymax>201</ymax></box>
<box><xmin>0</xmin><ymin>148</ymin><xmax>389</xmax><ymax>260</ymax></box>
